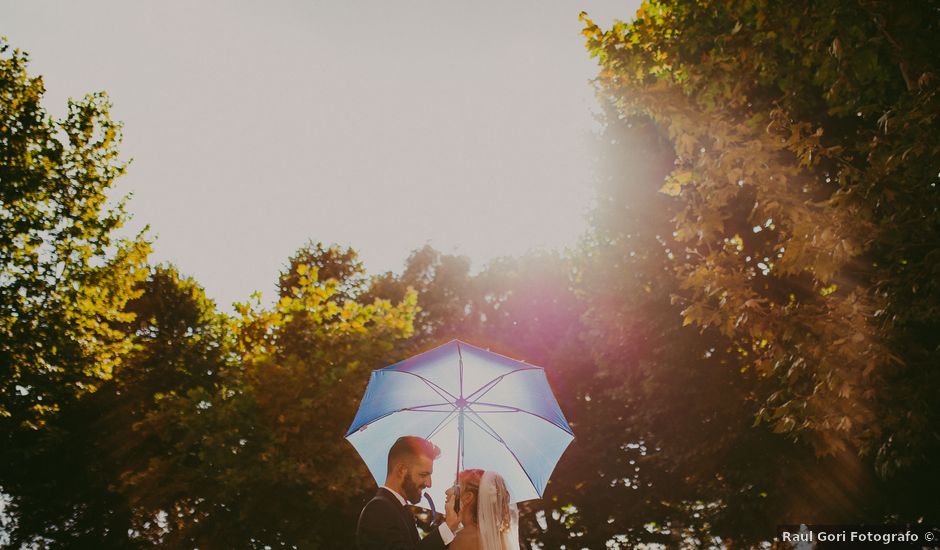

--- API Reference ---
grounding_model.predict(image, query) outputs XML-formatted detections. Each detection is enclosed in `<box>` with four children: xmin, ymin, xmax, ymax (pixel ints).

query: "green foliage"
<box><xmin>5</xmin><ymin>3</ymin><xmax>940</xmax><ymax>543</ymax></box>
<box><xmin>121</xmin><ymin>244</ymin><xmax>417</xmax><ymax>548</ymax></box>
<box><xmin>1</xmin><ymin>266</ymin><xmax>225</xmax><ymax>548</ymax></box>
<box><xmin>0</xmin><ymin>38</ymin><xmax>151</xmax><ymax>546</ymax></box>
<box><xmin>367</xmin><ymin>244</ymin><xmax>478</xmax><ymax>344</ymax></box>
<box><xmin>530</xmin><ymin>103</ymin><xmax>769</xmax><ymax>547</ymax></box>
<box><xmin>0</xmin><ymin>38</ymin><xmax>150</xmax><ymax>430</ymax></box>
<box><xmin>583</xmin><ymin>0</ymin><xmax>938</xmax><ymax>456</ymax></box>
<box><xmin>582</xmin><ymin>0</ymin><xmax>939</xmax><ymax>528</ymax></box>
<box><xmin>278</xmin><ymin>241</ymin><xmax>367</xmax><ymax>301</ymax></box>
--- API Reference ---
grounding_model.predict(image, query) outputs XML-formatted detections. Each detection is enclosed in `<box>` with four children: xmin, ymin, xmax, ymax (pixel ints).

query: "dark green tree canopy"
<box><xmin>582</xmin><ymin>0</ymin><xmax>939</xmax><ymax>528</ymax></box>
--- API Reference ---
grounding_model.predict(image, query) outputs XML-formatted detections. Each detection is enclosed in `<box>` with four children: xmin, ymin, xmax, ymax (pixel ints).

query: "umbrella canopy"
<box><xmin>345</xmin><ymin>339</ymin><xmax>574</xmax><ymax>510</ymax></box>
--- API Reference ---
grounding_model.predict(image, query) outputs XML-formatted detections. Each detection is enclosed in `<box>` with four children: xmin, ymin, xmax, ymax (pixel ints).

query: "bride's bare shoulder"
<box><xmin>449</xmin><ymin>525</ymin><xmax>480</xmax><ymax>550</ymax></box>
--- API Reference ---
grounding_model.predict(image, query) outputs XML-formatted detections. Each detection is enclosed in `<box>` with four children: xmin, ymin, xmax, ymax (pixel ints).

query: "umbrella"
<box><xmin>345</xmin><ymin>339</ymin><xmax>574</xmax><ymax>510</ymax></box>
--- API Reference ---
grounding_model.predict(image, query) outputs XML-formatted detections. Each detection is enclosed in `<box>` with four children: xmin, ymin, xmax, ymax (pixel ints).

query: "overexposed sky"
<box><xmin>3</xmin><ymin>0</ymin><xmax>640</xmax><ymax>310</ymax></box>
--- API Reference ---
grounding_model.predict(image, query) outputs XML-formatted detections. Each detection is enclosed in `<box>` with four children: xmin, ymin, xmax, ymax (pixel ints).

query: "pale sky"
<box><xmin>3</xmin><ymin>0</ymin><xmax>641</xmax><ymax>311</ymax></box>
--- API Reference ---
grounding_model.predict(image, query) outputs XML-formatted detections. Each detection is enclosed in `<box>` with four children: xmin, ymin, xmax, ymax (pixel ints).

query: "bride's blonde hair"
<box><xmin>457</xmin><ymin>469</ymin><xmax>484</xmax><ymax>524</ymax></box>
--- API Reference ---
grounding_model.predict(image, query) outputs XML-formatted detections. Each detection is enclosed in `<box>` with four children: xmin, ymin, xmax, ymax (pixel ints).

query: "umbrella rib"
<box><xmin>392</xmin><ymin>370</ymin><xmax>458</xmax><ymax>403</ymax></box>
<box><xmin>463</xmin><ymin>377</ymin><xmax>502</xmax><ymax>404</ymax></box>
<box><xmin>402</xmin><ymin>403</ymin><xmax>458</xmax><ymax>412</ymax></box>
<box><xmin>463</xmin><ymin>367</ymin><xmax>541</xmax><ymax>403</ymax></box>
<box><xmin>457</xmin><ymin>341</ymin><xmax>464</xmax><ymax>398</ymax></box>
<box><xmin>463</xmin><ymin>407</ymin><xmax>541</xmax><ymax>498</ymax></box>
<box><xmin>425</xmin><ymin>409</ymin><xmax>458</xmax><ymax>441</ymax></box>
<box><xmin>463</xmin><ymin>406</ymin><xmax>503</xmax><ymax>441</ymax></box>
<box><xmin>463</xmin><ymin>404</ymin><xmax>522</xmax><ymax>413</ymax></box>
<box><xmin>467</xmin><ymin>401</ymin><xmax>575</xmax><ymax>436</ymax></box>
<box><xmin>345</xmin><ymin>403</ymin><xmax>455</xmax><ymax>436</ymax></box>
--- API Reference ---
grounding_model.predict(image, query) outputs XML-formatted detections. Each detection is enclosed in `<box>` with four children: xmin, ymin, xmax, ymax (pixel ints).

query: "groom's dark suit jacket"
<box><xmin>356</xmin><ymin>487</ymin><xmax>446</xmax><ymax>550</ymax></box>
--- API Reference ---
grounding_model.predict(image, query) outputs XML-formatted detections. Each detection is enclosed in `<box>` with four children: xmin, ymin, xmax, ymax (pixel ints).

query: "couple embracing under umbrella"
<box><xmin>357</xmin><ymin>435</ymin><xmax>518</xmax><ymax>550</ymax></box>
<box><xmin>346</xmin><ymin>340</ymin><xmax>574</xmax><ymax>550</ymax></box>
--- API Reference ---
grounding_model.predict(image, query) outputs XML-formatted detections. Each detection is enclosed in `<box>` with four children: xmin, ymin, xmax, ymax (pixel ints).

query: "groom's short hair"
<box><xmin>388</xmin><ymin>436</ymin><xmax>440</xmax><ymax>472</ymax></box>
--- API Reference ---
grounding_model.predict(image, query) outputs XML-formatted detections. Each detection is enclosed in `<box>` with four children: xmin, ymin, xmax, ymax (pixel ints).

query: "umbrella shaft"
<box><xmin>457</xmin><ymin>410</ymin><xmax>465</xmax><ymax>474</ymax></box>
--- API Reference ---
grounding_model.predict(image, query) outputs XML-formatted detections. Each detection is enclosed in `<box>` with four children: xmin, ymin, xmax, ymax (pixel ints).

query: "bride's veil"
<box><xmin>477</xmin><ymin>471</ymin><xmax>521</xmax><ymax>550</ymax></box>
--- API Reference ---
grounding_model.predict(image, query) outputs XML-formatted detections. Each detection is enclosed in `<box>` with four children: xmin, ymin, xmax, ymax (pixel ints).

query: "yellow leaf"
<box><xmin>660</xmin><ymin>171</ymin><xmax>690</xmax><ymax>196</ymax></box>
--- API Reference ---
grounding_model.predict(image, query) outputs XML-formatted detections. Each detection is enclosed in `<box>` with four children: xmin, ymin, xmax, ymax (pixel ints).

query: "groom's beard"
<box><xmin>401</xmin><ymin>474</ymin><xmax>422</xmax><ymax>504</ymax></box>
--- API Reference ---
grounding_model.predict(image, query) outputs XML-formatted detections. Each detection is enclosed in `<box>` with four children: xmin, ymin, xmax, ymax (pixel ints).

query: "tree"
<box><xmin>582</xmin><ymin>0</ymin><xmax>939</xmax><ymax>524</ymax></box>
<box><xmin>0</xmin><ymin>39</ymin><xmax>150</xmax><ymax>547</ymax></box>
<box><xmin>367</xmin><ymin>244</ymin><xmax>479</xmax><ymax>345</ymax></box>
<box><xmin>0</xmin><ymin>39</ymin><xmax>150</xmax><ymax>428</ymax></box>
<box><xmin>121</xmin><ymin>244</ymin><xmax>417</xmax><ymax>548</ymax></box>
<box><xmin>0</xmin><ymin>266</ymin><xmax>230</xmax><ymax>548</ymax></box>
<box><xmin>557</xmin><ymin>101</ymin><xmax>859</xmax><ymax>548</ymax></box>
<box><xmin>279</xmin><ymin>241</ymin><xmax>367</xmax><ymax>301</ymax></box>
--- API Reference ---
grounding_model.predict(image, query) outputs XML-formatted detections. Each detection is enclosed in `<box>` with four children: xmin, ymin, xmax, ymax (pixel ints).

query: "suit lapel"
<box><xmin>403</xmin><ymin>505</ymin><xmax>418</xmax><ymax>544</ymax></box>
<box><xmin>378</xmin><ymin>488</ymin><xmax>419</xmax><ymax>543</ymax></box>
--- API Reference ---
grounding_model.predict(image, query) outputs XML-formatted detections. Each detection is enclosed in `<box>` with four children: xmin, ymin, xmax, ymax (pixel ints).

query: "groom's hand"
<box><xmin>444</xmin><ymin>489</ymin><xmax>460</xmax><ymax>531</ymax></box>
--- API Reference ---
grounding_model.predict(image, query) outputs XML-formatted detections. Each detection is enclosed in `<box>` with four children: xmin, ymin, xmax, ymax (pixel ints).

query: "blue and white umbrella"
<box><xmin>345</xmin><ymin>339</ymin><xmax>574</xmax><ymax>509</ymax></box>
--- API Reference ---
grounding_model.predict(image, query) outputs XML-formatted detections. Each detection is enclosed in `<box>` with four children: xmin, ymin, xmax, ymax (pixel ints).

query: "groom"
<box><xmin>356</xmin><ymin>436</ymin><xmax>460</xmax><ymax>549</ymax></box>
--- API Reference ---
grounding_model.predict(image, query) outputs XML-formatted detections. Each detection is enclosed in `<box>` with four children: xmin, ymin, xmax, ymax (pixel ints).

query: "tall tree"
<box><xmin>367</xmin><ymin>244</ymin><xmax>479</xmax><ymax>345</ymax></box>
<box><xmin>0</xmin><ymin>39</ymin><xmax>150</xmax><ymax>547</ymax></box>
<box><xmin>583</xmin><ymin>0</ymin><xmax>940</xmax><ymax>523</ymax></box>
<box><xmin>558</xmin><ymin>101</ymin><xmax>854</xmax><ymax>548</ymax></box>
<box><xmin>121</xmin><ymin>243</ymin><xmax>417</xmax><ymax>548</ymax></box>
<box><xmin>0</xmin><ymin>39</ymin><xmax>149</xmax><ymax>428</ymax></box>
<box><xmin>279</xmin><ymin>241</ymin><xmax>368</xmax><ymax>301</ymax></box>
<box><xmin>1</xmin><ymin>266</ymin><xmax>229</xmax><ymax>548</ymax></box>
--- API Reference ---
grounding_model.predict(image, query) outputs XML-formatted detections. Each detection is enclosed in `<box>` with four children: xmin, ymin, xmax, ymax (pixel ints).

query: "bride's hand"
<box><xmin>444</xmin><ymin>485</ymin><xmax>460</xmax><ymax>531</ymax></box>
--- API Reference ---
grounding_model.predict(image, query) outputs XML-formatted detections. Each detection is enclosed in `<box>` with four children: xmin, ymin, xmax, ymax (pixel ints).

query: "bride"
<box><xmin>445</xmin><ymin>469</ymin><xmax>520</xmax><ymax>550</ymax></box>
